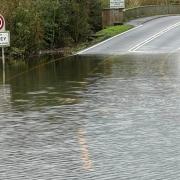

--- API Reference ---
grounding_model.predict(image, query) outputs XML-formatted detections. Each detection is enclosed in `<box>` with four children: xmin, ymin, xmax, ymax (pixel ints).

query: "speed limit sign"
<box><xmin>0</xmin><ymin>15</ymin><xmax>5</xmax><ymax>32</ymax></box>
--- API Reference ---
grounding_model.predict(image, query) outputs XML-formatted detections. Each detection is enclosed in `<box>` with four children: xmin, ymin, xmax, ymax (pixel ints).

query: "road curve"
<box><xmin>77</xmin><ymin>16</ymin><xmax>180</xmax><ymax>55</ymax></box>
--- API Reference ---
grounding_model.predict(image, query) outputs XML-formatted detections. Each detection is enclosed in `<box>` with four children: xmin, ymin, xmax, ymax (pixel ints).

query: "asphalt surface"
<box><xmin>78</xmin><ymin>15</ymin><xmax>180</xmax><ymax>55</ymax></box>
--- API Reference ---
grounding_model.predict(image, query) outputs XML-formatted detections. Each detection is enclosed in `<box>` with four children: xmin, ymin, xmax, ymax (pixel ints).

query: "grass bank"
<box><xmin>73</xmin><ymin>24</ymin><xmax>134</xmax><ymax>54</ymax></box>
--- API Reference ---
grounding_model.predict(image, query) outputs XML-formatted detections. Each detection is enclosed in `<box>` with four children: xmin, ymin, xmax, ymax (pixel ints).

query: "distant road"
<box><xmin>77</xmin><ymin>16</ymin><xmax>180</xmax><ymax>55</ymax></box>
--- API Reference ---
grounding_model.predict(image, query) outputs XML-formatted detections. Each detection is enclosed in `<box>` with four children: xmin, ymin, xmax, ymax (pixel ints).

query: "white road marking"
<box><xmin>129</xmin><ymin>21</ymin><xmax>180</xmax><ymax>52</ymax></box>
<box><xmin>76</xmin><ymin>25</ymin><xmax>143</xmax><ymax>55</ymax></box>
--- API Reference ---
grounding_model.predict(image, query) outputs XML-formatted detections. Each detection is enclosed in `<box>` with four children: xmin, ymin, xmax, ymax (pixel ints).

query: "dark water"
<box><xmin>1</xmin><ymin>53</ymin><xmax>180</xmax><ymax>179</ymax></box>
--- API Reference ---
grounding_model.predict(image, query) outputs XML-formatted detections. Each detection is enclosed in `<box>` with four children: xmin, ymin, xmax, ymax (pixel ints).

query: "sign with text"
<box><xmin>110</xmin><ymin>0</ymin><xmax>125</xmax><ymax>8</ymax></box>
<box><xmin>0</xmin><ymin>32</ymin><xmax>10</xmax><ymax>47</ymax></box>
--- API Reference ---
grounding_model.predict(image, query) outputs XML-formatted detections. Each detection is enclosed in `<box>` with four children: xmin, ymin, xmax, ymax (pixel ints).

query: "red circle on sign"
<box><xmin>0</xmin><ymin>16</ymin><xmax>4</xmax><ymax>30</ymax></box>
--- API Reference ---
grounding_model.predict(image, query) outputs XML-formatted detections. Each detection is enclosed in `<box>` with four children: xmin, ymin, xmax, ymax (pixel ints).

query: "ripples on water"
<box><xmin>0</xmin><ymin>54</ymin><xmax>180</xmax><ymax>179</ymax></box>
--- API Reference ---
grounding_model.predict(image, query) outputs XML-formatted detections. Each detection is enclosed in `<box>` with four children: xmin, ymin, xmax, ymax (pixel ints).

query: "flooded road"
<box><xmin>1</xmin><ymin>53</ymin><xmax>180</xmax><ymax>179</ymax></box>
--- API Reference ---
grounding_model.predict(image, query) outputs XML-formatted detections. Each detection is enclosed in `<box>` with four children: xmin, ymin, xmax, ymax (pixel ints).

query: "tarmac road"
<box><xmin>77</xmin><ymin>16</ymin><xmax>180</xmax><ymax>55</ymax></box>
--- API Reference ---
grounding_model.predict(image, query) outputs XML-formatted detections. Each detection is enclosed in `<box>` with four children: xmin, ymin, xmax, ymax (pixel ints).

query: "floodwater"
<box><xmin>1</xmin><ymin>53</ymin><xmax>180</xmax><ymax>179</ymax></box>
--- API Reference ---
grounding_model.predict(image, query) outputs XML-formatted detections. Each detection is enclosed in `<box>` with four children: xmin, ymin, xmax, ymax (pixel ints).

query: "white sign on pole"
<box><xmin>0</xmin><ymin>14</ymin><xmax>10</xmax><ymax>83</ymax></box>
<box><xmin>110</xmin><ymin>0</ymin><xmax>125</xmax><ymax>8</ymax></box>
<box><xmin>0</xmin><ymin>32</ymin><xmax>10</xmax><ymax>47</ymax></box>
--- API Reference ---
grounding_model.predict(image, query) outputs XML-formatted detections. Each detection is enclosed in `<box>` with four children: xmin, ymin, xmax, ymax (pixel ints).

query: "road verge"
<box><xmin>74</xmin><ymin>25</ymin><xmax>134</xmax><ymax>55</ymax></box>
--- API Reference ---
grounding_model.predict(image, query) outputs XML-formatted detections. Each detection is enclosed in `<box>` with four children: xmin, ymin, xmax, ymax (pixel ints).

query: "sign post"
<box><xmin>0</xmin><ymin>14</ymin><xmax>10</xmax><ymax>84</ymax></box>
<box><xmin>2</xmin><ymin>47</ymin><xmax>4</xmax><ymax>68</ymax></box>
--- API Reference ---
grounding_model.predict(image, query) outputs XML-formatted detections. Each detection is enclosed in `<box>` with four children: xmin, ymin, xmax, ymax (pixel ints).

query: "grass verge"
<box><xmin>73</xmin><ymin>24</ymin><xmax>134</xmax><ymax>54</ymax></box>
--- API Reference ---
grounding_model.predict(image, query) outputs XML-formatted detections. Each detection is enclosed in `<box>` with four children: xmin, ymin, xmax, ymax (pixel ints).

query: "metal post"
<box><xmin>2</xmin><ymin>47</ymin><xmax>5</xmax><ymax>66</ymax></box>
<box><xmin>2</xmin><ymin>47</ymin><xmax>5</xmax><ymax>84</ymax></box>
<box><xmin>2</xmin><ymin>66</ymin><xmax>5</xmax><ymax>84</ymax></box>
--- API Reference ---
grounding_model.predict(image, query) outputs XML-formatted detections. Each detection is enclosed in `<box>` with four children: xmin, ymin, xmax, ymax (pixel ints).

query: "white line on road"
<box><xmin>76</xmin><ymin>25</ymin><xmax>143</xmax><ymax>55</ymax></box>
<box><xmin>129</xmin><ymin>21</ymin><xmax>180</xmax><ymax>52</ymax></box>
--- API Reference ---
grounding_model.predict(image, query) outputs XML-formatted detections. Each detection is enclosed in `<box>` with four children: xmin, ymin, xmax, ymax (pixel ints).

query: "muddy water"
<box><xmin>0</xmin><ymin>54</ymin><xmax>180</xmax><ymax>179</ymax></box>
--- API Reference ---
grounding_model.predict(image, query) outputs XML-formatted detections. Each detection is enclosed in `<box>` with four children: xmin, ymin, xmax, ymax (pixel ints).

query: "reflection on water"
<box><xmin>0</xmin><ymin>85</ymin><xmax>11</xmax><ymax>113</ymax></box>
<box><xmin>5</xmin><ymin>56</ymin><xmax>112</xmax><ymax>111</ymax></box>
<box><xmin>0</xmin><ymin>54</ymin><xmax>180</xmax><ymax>179</ymax></box>
<box><xmin>78</xmin><ymin>128</ymin><xmax>93</xmax><ymax>171</ymax></box>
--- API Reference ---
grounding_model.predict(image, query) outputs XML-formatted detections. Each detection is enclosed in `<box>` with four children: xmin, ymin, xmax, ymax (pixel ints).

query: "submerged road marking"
<box><xmin>76</xmin><ymin>25</ymin><xmax>143</xmax><ymax>55</ymax></box>
<box><xmin>129</xmin><ymin>21</ymin><xmax>180</xmax><ymax>52</ymax></box>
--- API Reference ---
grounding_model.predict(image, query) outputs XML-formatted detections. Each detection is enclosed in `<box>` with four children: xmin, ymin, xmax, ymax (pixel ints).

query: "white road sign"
<box><xmin>0</xmin><ymin>32</ymin><xmax>10</xmax><ymax>47</ymax></box>
<box><xmin>110</xmin><ymin>0</ymin><xmax>125</xmax><ymax>8</ymax></box>
<box><xmin>0</xmin><ymin>14</ymin><xmax>10</xmax><ymax>76</ymax></box>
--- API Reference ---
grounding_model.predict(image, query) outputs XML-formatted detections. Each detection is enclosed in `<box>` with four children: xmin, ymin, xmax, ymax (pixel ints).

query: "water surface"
<box><xmin>1</xmin><ymin>53</ymin><xmax>180</xmax><ymax>179</ymax></box>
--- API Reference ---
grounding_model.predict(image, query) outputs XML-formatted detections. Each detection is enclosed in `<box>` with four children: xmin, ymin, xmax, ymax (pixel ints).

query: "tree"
<box><xmin>88</xmin><ymin>0</ymin><xmax>102</xmax><ymax>32</ymax></box>
<box><xmin>66</xmin><ymin>0</ymin><xmax>90</xmax><ymax>43</ymax></box>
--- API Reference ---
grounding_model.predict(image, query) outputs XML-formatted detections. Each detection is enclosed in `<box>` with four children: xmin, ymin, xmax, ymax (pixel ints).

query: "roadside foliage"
<box><xmin>1</xmin><ymin>0</ymin><xmax>102</xmax><ymax>56</ymax></box>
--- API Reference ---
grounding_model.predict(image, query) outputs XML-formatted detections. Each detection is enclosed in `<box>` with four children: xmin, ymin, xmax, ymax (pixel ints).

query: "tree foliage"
<box><xmin>1</xmin><ymin>0</ymin><xmax>103</xmax><ymax>56</ymax></box>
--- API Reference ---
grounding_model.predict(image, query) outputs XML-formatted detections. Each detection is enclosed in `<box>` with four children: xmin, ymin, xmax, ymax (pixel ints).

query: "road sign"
<box><xmin>0</xmin><ymin>32</ymin><xmax>10</xmax><ymax>47</ymax></box>
<box><xmin>110</xmin><ymin>0</ymin><xmax>125</xmax><ymax>8</ymax></box>
<box><xmin>0</xmin><ymin>15</ymin><xmax>5</xmax><ymax>32</ymax></box>
<box><xmin>0</xmin><ymin>15</ymin><xmax>10</xmax><ymax>83</ymax></box>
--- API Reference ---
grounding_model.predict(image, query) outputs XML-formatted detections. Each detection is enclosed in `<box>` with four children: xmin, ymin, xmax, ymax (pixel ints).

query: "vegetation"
<box><xmin>1</xmin><ymin>0</ymin><xmax>103</xmax><ymax>57</ymax></box>
<box><xmin>95</xmin><ymin>24</ymin><xmax>133</xmax><ymax>38</ymax></box>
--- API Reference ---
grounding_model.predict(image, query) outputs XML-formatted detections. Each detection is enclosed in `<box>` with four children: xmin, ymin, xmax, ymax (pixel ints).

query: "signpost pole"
<box><xmin>2</xmin><ymin>47</ymin><xmax>5</xmax><ymax>67</ymax></box>
<box><xmin>2</xmin><ymin>47</ymin><xmax>5</xmax><ymax>84</ymax></box>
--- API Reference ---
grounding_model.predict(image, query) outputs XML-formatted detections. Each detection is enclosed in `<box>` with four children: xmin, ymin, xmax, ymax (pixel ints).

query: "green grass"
<box><xmin>73</xmin><ymin>24</ymin><xmax>134</xmax><ymax>53</ymax></box>
<box><xmin>96</xmin><ymin>24</ymin><xmax>133</xmax><ymax>39</ymax></box>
